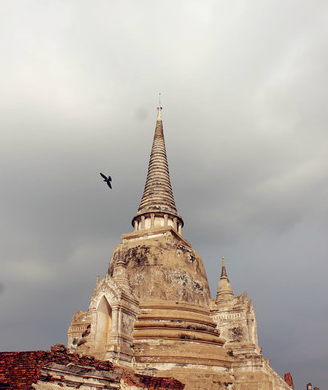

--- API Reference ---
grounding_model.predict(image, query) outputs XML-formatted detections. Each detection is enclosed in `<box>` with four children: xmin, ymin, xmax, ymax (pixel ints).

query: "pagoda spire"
<box><xmin>132</xmin><ymin>106</ymin><xmax>183</xmax><ymax>233</ymax></box>
<box><xmin>216</xmin><ymin>257</ymin><xmax>234</xmax><ymax>303</ymax></box>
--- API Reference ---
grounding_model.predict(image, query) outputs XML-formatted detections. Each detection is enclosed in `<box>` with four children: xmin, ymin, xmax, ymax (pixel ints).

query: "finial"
<box><xmin>96</xmin><ymin>274</ymin><xmax>99</xmax><ymax>286</ymax></box>
<box><xmin>221</xmin><ymin>257</ymin><xmax>227</xmax><ymax>277</ymax></box>
<box><xmin>157</xmin><ymin>94</ymin><xmax>162</xmax><ymax>121</ymax></box>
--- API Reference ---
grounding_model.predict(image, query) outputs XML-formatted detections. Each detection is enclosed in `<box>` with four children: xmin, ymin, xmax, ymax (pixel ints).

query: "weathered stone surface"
<box><xmin>109</xmin><ymin>228</ymin><xmax>210</xmax><ymax>306</ymax></box>
<box><xmin>65</xmin><ymin>107</ymin><xmax>294</xmax><ymax>390</ymax></box>
<box><xmin>67</xmin><ymin>272</ymin><xmax>139</xmax><ymax>363</ymax></box>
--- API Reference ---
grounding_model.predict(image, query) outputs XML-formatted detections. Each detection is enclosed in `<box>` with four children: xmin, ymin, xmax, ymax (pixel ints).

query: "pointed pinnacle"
<box><xmin>221</xmin><ymin>257</ymin><xmax>227</xmax><ymax>277</ymax></box>
<box><xmin>157</xmin><ymin>105</ymin><xmax>162</xmax><ymax>121</ymax></box>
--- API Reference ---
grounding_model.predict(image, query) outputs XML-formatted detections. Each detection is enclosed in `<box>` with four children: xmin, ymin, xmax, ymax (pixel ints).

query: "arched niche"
<box><xmin>95</xmin><ymin>296</ymin><xmax>112</xmax><ymax>350</ymax></box>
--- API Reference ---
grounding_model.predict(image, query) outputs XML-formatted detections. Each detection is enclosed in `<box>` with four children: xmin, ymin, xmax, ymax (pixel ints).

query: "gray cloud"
<box><xmin>0</xmin><ymin>1</ymin><xmax>327</xmax><ymax>388</ymax></box>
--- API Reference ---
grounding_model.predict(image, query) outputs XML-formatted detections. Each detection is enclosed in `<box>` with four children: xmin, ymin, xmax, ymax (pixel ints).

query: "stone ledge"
<box><xmin>138</xmin><ymin>300</ymin><xmax>210</xmax><ymax>315</ymax></box>
<box><xmin>122</xmin><ymin>226</ymin><xmax>191</xmax><ymax>248</ymax></box>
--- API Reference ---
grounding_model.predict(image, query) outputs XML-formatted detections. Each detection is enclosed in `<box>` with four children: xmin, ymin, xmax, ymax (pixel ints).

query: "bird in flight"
<box><xmin>100</xmin><ymin>173</ymin><xmax>112</xmax><ymax>189</ymax></box>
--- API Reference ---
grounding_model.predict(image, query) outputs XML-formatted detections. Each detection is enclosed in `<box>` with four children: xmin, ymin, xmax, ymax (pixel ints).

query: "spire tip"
<box><xmin>157</xmin><ymin>96</ymin><xmax>162</xmax><ymax>121</ymax></box>
<box><xmin>221</xmin><ymin>257</ymin><xmax>227</xmax><ymax>277</ymax></box>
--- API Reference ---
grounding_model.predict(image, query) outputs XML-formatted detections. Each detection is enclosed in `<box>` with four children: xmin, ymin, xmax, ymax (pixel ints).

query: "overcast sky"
<box><xmin>0</xmin><ymin>1</ymin><xmax>327</xmax><ymax>389</ymax></box>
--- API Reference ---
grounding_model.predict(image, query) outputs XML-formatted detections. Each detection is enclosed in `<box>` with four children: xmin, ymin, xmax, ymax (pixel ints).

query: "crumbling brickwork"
<box><xmin>0</xmin><ymin>345</ymin><xmax>184</xmax><ymax>390</ymax></box>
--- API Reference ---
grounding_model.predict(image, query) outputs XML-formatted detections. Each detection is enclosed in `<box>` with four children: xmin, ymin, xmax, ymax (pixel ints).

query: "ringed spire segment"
<box><xmin>132</xmin><ymin>106</ymin><xmax>183</xmax><ymax>233</ymax></box>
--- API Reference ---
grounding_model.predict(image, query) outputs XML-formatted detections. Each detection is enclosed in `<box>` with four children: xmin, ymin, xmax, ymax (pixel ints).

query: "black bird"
<box><xmin>100</xmin><ymin>173</ymin><xmax>112</xmax><ymax>189</ymax></box>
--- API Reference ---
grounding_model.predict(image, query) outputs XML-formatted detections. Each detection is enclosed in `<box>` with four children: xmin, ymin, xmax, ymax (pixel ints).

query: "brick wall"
<box><xmin>0</xmin><ymin>345</ymin><xmax>184</xmax><ymax>390</ymax></box>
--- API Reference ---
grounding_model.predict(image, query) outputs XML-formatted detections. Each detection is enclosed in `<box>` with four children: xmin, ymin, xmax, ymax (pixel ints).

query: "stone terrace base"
<box><xmin>232</xmin><ymin>355</ymin><xmax>293</xmax><ymax>390</ymax></box>
<box><xmin>133</xmin><ymin>300</ymin><xmax>231</xmax><ymax>367</ymax></box>
<box><xmin>134</xmin><ymin>364</ymin><xmax>235</xmax><ymax>390</ymax></box>
<box><xmin>132</xmin><ymin>353</ymin><xmax>291</xmax><ymax>390</ymax></box>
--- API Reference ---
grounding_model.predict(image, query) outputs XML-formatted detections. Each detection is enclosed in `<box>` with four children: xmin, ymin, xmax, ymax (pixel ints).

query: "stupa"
<box><xmin>67</xmin><ymin>106</ymin><xmax>292</xmax><ymax>390</ymax></box>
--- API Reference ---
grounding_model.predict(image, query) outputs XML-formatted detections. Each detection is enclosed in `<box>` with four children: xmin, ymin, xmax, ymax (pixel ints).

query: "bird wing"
<box><xmin>107</xmin><ymin>175</ymin><xmax>112</xmax><ymax>181</ymax></box>
<box><xmin>100</xmin><ymin>173</ymin><xmax>107</xmax><ymax>180</ymax></box>
<box><xmin>107</xmin><ymin>181</ymin><xmax>112</xmax><ymax>189</ymax></box>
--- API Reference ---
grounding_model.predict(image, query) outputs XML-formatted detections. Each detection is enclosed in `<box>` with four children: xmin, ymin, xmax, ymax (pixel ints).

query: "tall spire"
<box><xmin>132</xmin><ymin>106</ymin><xmax>183</xmax><ymax>233</ymax></box>
<box><xmin>216</xmin><ymin>257</ymin><xmax>234</xmax><ymax>303</ymax></box>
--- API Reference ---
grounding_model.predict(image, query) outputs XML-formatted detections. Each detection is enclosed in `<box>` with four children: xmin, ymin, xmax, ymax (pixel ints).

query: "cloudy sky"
<box><xmin>0</xmin><ymin>1</ymin><xmax>327</xmax><ymax>388</ymax></box>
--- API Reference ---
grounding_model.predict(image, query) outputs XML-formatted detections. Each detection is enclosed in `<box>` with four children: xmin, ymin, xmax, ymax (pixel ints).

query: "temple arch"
<box><xmin>94</xmin><ymin>296</ymin><xmax>112</xmax><ymax>350</ymax></box>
